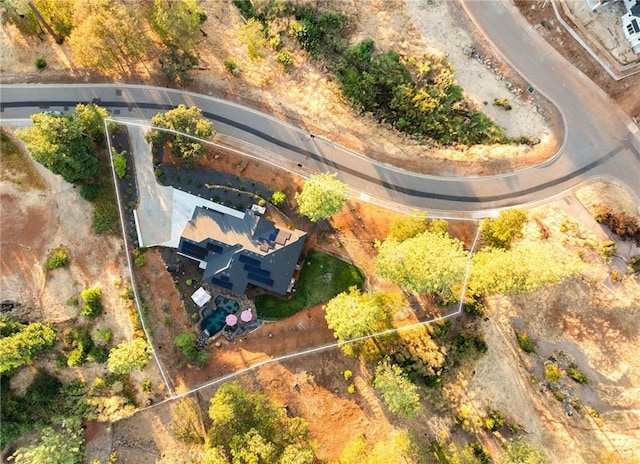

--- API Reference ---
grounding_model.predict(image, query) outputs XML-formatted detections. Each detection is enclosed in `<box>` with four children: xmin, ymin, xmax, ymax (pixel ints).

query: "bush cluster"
<box><xmin>80</xmin><ymin>286</ymin><xmax>103</xmax><ymax>317</ymax></box>
<box><xmin>46</xmin><ymin>247</ymin><xmax>69</xmax><ymax>269</ymax></box>
<box><xmin>594</xmin><ymin>204</ymin><xmax>640</xmax><ymax>245</ymax></box>
<box><xmin>515</xmin><ymin>331</ymin><xmax>535</xmax><ymax>353</ymax></box>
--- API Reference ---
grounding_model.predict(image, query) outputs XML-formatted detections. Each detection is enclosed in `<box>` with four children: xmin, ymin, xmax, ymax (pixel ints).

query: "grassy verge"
<box><xmin>254</xmin><ymin>249</ymin><xmax>365</xmax><ymax>319</ymax></box>
<box><xmin>0</xmin><ymin>129</ymin><xmax>46</xmax><ymax>191</ymax></box>
<box><xmin>89</xmin><ymin>146</ymin><xmax>120</xmax><ymax>235</ymax></box>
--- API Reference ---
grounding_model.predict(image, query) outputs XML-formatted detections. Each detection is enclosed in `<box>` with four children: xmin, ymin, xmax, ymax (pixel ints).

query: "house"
<box><xmin>589</xmin><ymin>0</ymin><xmax>640</xmax><ymax>53</ymax></box>
<box><xmin>621</xmin><ymin>0</ymin><xmax>640</xmax><ymax>53</ymax></box>
<box><xmin>177</xmin><ymin>205</ymin><xmax>306</xmax><ymax>295</ymax></box>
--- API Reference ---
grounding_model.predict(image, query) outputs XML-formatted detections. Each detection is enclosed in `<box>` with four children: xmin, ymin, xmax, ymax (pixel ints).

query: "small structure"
<box><xmin>178</xmin><ymin>205</ymin><xmax>306</xmax><ymax>295</ymax></box>
<box><xmin>191</xmin><ymin>287</ymin><xmax>212</xmax><ymax>307</ymax></box>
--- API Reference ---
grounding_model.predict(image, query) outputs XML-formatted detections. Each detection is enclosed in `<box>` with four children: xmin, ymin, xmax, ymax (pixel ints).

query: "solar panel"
<box><xmin>180</xmin><ymin>240</ymin><xmax>208</xmax><ymax>260</ymax></box>
<box><xmin>248</xmin><ymin>273</ymin><xmax>274</xmax><ymax>287</ymax></box>
<box><xmin>238</xmin><ymin>254</ymin><xmax>261</xmax><ymax>266</ymax></box>
<box><xmin>210</xmin><ymin>277</ymin><xmax>233</xmax><ymax>290</ymax></box>
<box><xmin>206</xmin><ymin>242</ymin><xmax>223</xmax><ymax>253</ymax></box>
<box><xmin>243</xmin><ymin>264</ymin><xmax>271</xmax><ymax>277</ymax></box>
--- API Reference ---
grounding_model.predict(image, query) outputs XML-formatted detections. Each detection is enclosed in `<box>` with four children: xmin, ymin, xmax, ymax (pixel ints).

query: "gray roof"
<box><xmin>179</xmin><ymin>206</ymin><xmax>306</xmax><ymax>295</ymax></box>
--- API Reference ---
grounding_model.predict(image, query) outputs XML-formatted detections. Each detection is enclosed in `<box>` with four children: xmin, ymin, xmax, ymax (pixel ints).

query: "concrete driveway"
<box><xmin>127</xmin><ymin>123</ymin><xmax>243</xmax><ymax>248</ymax></box>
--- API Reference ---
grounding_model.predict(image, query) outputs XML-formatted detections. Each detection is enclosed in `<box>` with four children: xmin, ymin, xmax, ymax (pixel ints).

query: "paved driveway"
<box><xmin>127</xmin><ymin>123</ymin><xmax>243</xmax><ymax>248</ymax></box>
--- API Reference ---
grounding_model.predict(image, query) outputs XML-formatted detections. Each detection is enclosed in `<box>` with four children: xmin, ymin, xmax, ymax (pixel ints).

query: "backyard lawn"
<box><xmin>254</xmin><ymin>249</ymin><xmax>365</xmax><ymax>319</ymax></box>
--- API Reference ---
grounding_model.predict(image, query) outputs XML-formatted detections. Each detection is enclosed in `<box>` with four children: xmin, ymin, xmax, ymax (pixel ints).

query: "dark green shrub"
<box><xmin>113</xmin><ymin>150</ymin><xmax>127</xmax><ymax>179</ymax></box>
<box><xmin>516</xmin><ymin>331</ymin><xmax>535</xmax><ymax>353</ymax></box>
<box><xmin>485</xmin><ymin>409</ymin><xmax>506</xmax><ymax>431</ymax></box>
<box><xmin>87</xmin><ymin>345</ymin><xmax>109</xmax><ymax>364</ymax></box>
<box><xmin>566</xmin><ymin>364</ymin><xmax>589</xmax><ymax>385</ymax></box>
<box><xmin>79</xmin><ymin>183</ymin><xmax>102</xmax><ymax>202</ymax></box>
<box><xmin>27</xmin><ymin>370</ymin><xmax>62</xmax><ymax>403</ymax></box>
<box><xmin>34</xmin><ymin>57</ymin><xmax>47</xmax><ymax>69</ymax></box>
<box><xmin>631</xmin><ymin>255</ymin><xmax>640</xmax><ymax>273</ymax></box>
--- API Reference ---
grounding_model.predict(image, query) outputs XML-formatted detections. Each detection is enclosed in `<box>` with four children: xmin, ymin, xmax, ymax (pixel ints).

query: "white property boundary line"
<box><xmin>108</xmin><ymin>118</ymin><xmax>492</xmax><ymax>220</ymax></box>
<box><xmin>103</xmin><ymin>119</ymin><xmax>175</xmax><ymax>397</ymax></box>
<box><xmin>141</xmin><ymin>227</ymin><xmax>482</xmax><ymax>408</ymax></box>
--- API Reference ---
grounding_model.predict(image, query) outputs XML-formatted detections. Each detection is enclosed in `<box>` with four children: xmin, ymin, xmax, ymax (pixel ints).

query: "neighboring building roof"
<box><xmin>178</xmin><ymin>206</ymin><xmax>306</xmax><ymax>295</ymax></box>
<box><xmin>622</xmin><ymin>0</ymin><xmax>640</xmax><ymax>53</ymax></box>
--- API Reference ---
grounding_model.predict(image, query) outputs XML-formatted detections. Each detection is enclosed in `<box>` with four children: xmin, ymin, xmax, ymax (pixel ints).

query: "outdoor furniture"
<box><xmin>191</xmin><ymin>287</ymin><xmax>212</xmax><ymax>307</ymax></box>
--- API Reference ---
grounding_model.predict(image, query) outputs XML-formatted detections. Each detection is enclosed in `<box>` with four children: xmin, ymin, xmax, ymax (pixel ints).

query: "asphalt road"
<box><xmin>1</xmin><ymin>0</ymin><xmax>638</xmax><ymax>216</ymax></box>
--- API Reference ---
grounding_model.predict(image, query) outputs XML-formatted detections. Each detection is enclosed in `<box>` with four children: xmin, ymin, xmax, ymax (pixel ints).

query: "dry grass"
<box><xmin>575</xmin><ymin>182</ymin><xmax>640</xmax><ymax>217</ymax></box>
<box><xmin>0</xmin><ymin>128</ymin><xmax>46</xmax><ymax>191</ymax></box>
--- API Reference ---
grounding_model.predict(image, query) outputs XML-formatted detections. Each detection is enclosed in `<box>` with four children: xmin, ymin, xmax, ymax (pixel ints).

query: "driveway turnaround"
<box><xmin>128</xmin><ymin>123</ymin><xmax>243</xmax><ymax>248</ymax></box>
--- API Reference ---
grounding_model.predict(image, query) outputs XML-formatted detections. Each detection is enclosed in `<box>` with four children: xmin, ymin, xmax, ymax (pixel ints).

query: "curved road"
<box><xmin>1</xmin><ymin>1</ymin><xmax>638</xmax><ymax>216</ymax></box>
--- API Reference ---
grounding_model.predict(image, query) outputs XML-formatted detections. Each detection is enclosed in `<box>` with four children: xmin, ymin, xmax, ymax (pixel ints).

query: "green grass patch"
<box><xmin>91</xmin><ymin>150</ymin><xmax>119</xmax><ymax>235</ymax></box>
<box><xmin>254</xmin><ymin>249</ymin><xmax>365</xmax><ymax>319</ymax></box>
<box><xmin>0</xmin><ymin>129</ymin><xmax>46</xmax><ymax>191</ymax></box>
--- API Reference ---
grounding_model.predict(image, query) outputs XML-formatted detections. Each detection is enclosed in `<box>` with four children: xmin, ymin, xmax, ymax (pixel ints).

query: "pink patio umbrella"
<box><xmin>225</xmin><ymin>314</ymin><xmax>238</xmax><ymax>326</ymax></box>
<box><xmin>240</xmin><ymin>309</ymin><xmax>253</xmax><ymax>322</ymax></box>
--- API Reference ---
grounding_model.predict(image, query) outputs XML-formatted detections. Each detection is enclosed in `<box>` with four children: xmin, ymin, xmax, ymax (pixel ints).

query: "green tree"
<box><xmin>74</xmin><ymin>103</ymin><xmax>114</xmax><ymax>146</ymax></box>
<box><xmin>107</xmin><ymin>338</ymin><xmax>151</xmax><ymax>374</ymax></box>
<box><xmin>158</xmin><ymin>44</ymin><xmax>200</xmax><ymax>86</ymax></box>
<box><xmin>500</xmin><ymin>438</ymin><xmax>549</xmax><ymax>464</ymax></box>
<box><xmin>69</xmin><ymin>0</ymin><xmax>149</xmax><ymax>76</ymax></box>
<box><xmin>150</xmin><ymin>0</ymin><xmax>205</xmax><ymax>51</ymax></box>
<box><xmin>80</xmin><ymin>286</ymin><xmax>103</xmax><ymax>317</ymax></box>
<box><xmin>206</xmin><ymin>382</ymin><xmax>314</xmax><ymax>463</ymax></box>
<box><xmin>339</xmin><ymin>430</ymin><xmax>420</xmax><ymax>464</ymax></box>
<box><xmin>10</xmin><ymin>423</ymin><xmax>84</xmax><ymax>464</ymax></box>
<box><xmin>147</xmin><ymin>105</ymin><xmax>215</xmax><ymax>162</ymax></box>
<box><xmin>324</xmin><ymin>287</ymin><xmax>402</xmax><ymax>357</ymax></box>
<box><xmin>387</xmin><ymin>214</ymin><xmax>429</xmax><ymax>242</ymax></box>
<box><xmin>31</xmin><ymin>0</ymin><xmax>75</xmax><ymax>39</ymax></box>
<box><xmin>480</xmin><ymin>209</ymin><xmax>528</xmax><ymax>249</ymax></box>
<box><xmin>240</xmin><ymin>17</ymin><xmax>267</xmax><ymax>61</ymax></box>
<box><xmin>469</xmin><ymin>243</ymin><xmax>584</xmax><ymax>295</ymax></box>
<box><xmin>296</xmin><ymin>172</ymin><xmax>348</xmax><ymax>222</ymax></box>
<box><xmin>175</xmin><ymin>330</ymin><xmax>208</xmax><ymax>364</ymax></box>
<box><xmin>0</xmin><ymin>319</ymin><xmax>56</xmax><ymax>374</ymax></box>
<box><xmin>170</xmin><ymin>396</ymin><xmax>206</xmax><ymax>445</ymax></box>
<box><xmin>373</xmin><ymin>358</ymin><xmax>422</xmax><ymax>419</ymax></box>
<box><xmin>150</xmin><ymin>0</ymin><xmax>205</xmax><ymax>85</ymax></box>
<box><xmin>375</xmin><ymin>231</ymin><xmax>468</xmax><ymax>300</ymax></box>
<box><xmin>16</xmin><ymin>113</ymin><xmax>99</xmax><ymax>183</ymax></box>
<box><xmin>386</xmin><ymin>326</ymin><xmax>446</xmax><ymax>381</ymax></box>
